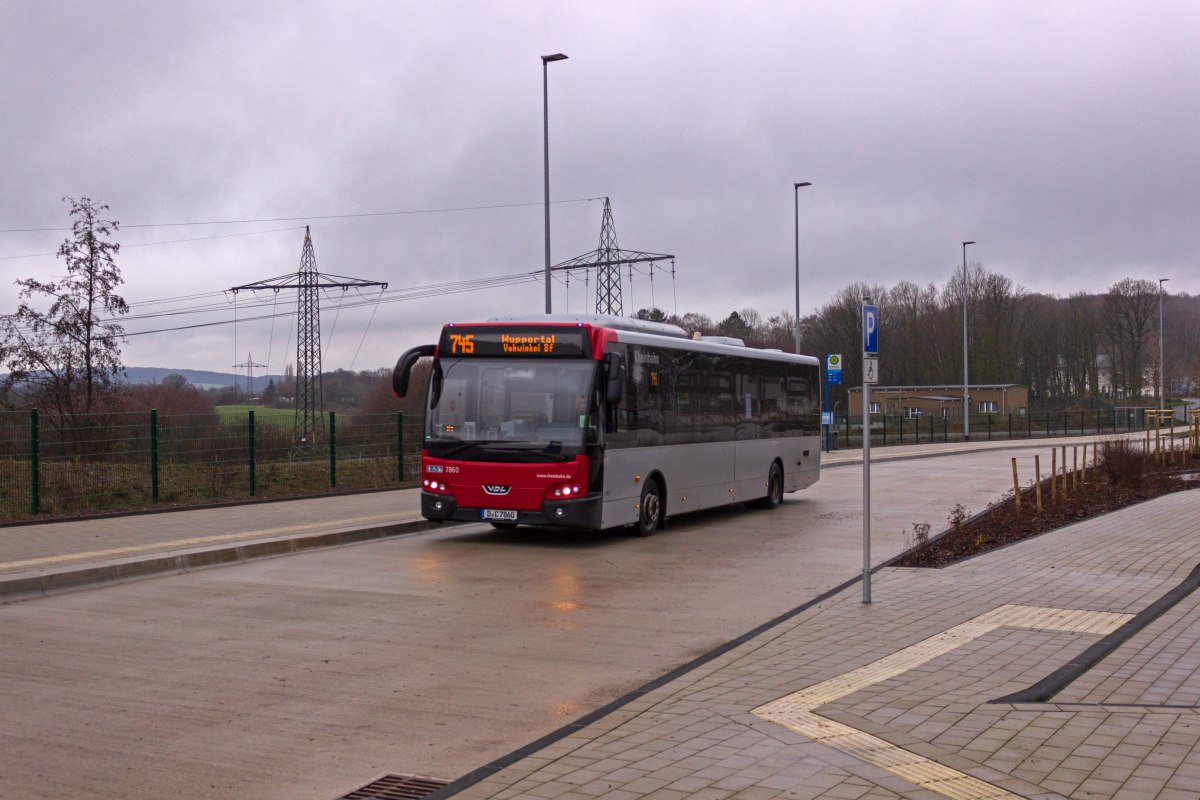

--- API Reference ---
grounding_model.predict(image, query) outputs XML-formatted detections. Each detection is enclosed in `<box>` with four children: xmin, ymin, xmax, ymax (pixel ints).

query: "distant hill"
<box><xmin>121</xmin><ymin>367</ymin><xmax>286</xmax><ymax>391</ymax></box>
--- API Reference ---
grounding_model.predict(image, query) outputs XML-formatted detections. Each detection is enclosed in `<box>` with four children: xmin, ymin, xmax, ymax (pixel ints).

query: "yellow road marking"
<box><xmin>0</xmin><ymin>512</ymin><xmax>405</xmax><ymax>572</ymax></box>
<box><xmin>754</xmin><ymin>604</ymin><xmax>1132</xmax><ymax>800</ymax></box>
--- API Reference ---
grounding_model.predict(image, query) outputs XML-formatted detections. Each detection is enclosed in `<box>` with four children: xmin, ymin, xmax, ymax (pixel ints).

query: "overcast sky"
<box><xmin>2</xmin><ymin>1</ymin><xmax>1197</xmax><ymax>377</ymax></box>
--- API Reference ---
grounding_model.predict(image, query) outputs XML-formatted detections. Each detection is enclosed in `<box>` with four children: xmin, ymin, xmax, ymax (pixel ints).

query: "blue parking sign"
<box><xmin>863</xmin><ymin>304</ymin><xmax>879</xmax><ymax>354</ymax></box>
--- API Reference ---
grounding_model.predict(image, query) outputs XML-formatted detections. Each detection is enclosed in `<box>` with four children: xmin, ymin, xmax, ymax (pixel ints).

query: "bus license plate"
<box><xmin>482</xmin><ymin>509</ymin><xmax>517</xmax><ymax>522</ymax></box>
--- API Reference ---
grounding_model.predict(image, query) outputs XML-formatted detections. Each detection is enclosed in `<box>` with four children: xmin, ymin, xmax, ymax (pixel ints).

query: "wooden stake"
<box><xmin>1061</xmin><ymin>445</ymin><xmax>1068</xmax><ymax>496</ymax></box>
<box><xmin>1035</xmin><ymin>454</ymin><xmax>1043</xmax><ymax>512</ymax></box>
<box><xmin>1051</xmin><ymin>448</ymin><xmax>1057</xmax><ymax>503</ymax></box>
<box><xmin>1072</xmin><ymin>446</ymin><xmax>1078</xmax><ymax>491</ymax></box>
<box><xmin>1012</xmin><ymin>457</ymin><xmax>1021</xmax><ymax>512</ymax></box>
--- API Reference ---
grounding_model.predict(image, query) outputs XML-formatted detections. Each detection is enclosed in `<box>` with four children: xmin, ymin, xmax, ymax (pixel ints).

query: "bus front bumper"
<box><xmin>421</xmin><ymin>492</ymin><xmax>602</xmax><ymax>529</ymax></box>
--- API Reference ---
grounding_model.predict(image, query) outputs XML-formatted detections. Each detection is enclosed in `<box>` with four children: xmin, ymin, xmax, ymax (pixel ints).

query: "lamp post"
<box><xmin>542</xmin><ymin>53</ymin><xmax>568</xmax><ymax>314</ymax></box>
<box><xmin>793</xmin><ymin>182</ymin><xmax>812</xmax><ymax>354</ymax></box>
<box><xmin>961</xmin><ymin>241</ymin><xmax>976</xmax><ymax>440</ymax></box>
<box><xmin>1160</xmin><ymin>277</ymin><xmax>1169</xmax><ymax>411</ymax></box>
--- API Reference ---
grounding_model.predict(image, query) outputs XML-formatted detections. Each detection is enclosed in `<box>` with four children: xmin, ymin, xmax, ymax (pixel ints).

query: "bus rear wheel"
<box><xmin>634</xmin><ymin>479</ymin><xmax>662</xmax><ymax>537</ymax></box>
<box><xmin>753</xmin><ymin>463</ymin><xmax>784</xmax><ymax>510</ymax></box>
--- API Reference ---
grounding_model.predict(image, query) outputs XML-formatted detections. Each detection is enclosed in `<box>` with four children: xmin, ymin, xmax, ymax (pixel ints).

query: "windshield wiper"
<box><xmin>433</xmin><ymin>440</ymin><xmax>570</xmax><ymax>462</ymax></box>
<box><xmin>437</xmin><ymin>441</ymin><xmax>484</xmax><ymax>458</ymax></box>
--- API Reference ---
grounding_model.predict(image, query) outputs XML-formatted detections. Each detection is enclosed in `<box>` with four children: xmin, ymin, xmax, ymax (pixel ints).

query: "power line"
<box><xmin>15</xmin><ymin>271</ymin><xmax>542</xmax><ymax>342</ymax></box>
<box><xmin>0</xmin><ymin>197</ymin><xmax>605</xmax><ymax>234</ymax></box>
<box><xmin>3</xmin><ymin>270</ymin><xmax>542</xmax><ymax>337</ymax></box>
<box><xmin>0</xmin><ymin>225</ymin><xmax>306</xmax><ymax>260</ymax></box>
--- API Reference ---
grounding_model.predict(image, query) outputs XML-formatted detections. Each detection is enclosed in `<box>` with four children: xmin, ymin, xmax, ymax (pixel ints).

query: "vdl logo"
<box><xmin>483</xmin><ymin>485</ymin><xmax>511</xmax><ymax>495</ymax></box>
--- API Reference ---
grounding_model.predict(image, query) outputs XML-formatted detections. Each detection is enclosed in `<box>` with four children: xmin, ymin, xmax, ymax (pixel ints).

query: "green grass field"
<box><xmin>214</xmin><ymin>405</ymin><xmax>294</xmax><ymax>424</ymax></box>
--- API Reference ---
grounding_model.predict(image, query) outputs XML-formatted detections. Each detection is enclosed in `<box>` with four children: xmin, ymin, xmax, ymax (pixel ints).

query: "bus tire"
<box><xmin>754</xmin><ymin>462</ymin><xmax>784</xmax><ymax>510</ymax></box>
<box><xmin>634</xmin><ymin>479</ymin><xmax>663</xmax><ymax>537</ymax></box>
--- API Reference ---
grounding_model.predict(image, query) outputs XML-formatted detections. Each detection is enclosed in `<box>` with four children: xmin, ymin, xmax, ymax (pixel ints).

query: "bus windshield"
<box><xmin>426</xmin><ymin>358</ymin><xmax>598</xmax><ymax>449</ymax></box>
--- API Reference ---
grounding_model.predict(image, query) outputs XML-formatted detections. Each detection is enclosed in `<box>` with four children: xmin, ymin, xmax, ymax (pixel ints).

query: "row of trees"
<box><xmin>638</xmin><ymin>269</ymin><xmax>1200</xmax><ymax>410</ymax></box>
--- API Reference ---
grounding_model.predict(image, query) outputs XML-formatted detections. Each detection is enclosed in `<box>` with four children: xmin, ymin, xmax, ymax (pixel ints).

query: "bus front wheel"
<box><xmin>634</xmin><ymin>479</ymin><xmax>662</xmax><ymax>537</ymax></box>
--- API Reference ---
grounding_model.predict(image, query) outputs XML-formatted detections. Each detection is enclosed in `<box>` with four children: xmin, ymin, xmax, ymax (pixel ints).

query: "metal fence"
<box><xmin>825</xmin><ymin>408</ymin><xmax>1183</xmax><ymax>451</ymax></box>
<box><xmin>0</xmin><ymin>409</ymin><xmax>424</xmax><ymax>522</ymax></box>
<box><xmin>2</xmin><ymin>405</ymin><xmax>1187</xmax><ymax>521</ymax></box>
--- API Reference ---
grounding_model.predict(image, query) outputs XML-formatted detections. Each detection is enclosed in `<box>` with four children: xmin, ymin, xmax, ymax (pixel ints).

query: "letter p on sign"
<box><xmin>862</xmin><ymin>304</ymin><xmax>879</xmax><ymax>355</ymax></box>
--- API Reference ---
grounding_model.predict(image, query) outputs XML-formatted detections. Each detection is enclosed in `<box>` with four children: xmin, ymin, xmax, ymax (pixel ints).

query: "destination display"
<box><xmin>437</xmin><ymin>326</ymin><xmax>591</xmax><ymax>358</ymax></box>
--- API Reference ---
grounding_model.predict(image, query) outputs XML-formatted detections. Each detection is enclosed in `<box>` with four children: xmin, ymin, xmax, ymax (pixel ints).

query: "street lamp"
<box><xmin>961</xmin><ymin>241</ymin><xmax>976</xmax><ymax>440</ymax></box>
<box><xmin>1160</xmin><ymin>277</ymin><xmax>1169</xmax><ymax>411</ymax></box>
<box><xmin>793</xmin><ymin>182</ymin><xmax>812</xmax><ymax>354</ymax></box>
<box><xmin>542</xmin><ymin>53</ymin><xmax>568</xmax><ymax>314</ymax></box>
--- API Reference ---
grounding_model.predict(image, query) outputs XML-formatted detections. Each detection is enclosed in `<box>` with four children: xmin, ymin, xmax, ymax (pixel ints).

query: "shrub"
<box><xmin>1097</xmin><ymin>436</ymin><xmax>1147</xmax><ymax>488</ymax></box>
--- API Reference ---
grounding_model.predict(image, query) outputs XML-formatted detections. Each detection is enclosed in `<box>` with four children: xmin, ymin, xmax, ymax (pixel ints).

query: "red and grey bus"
<box><xmin>392</xmin><ymin>314</ymin><xmax>821</xmax><ymax>535</ymax></box>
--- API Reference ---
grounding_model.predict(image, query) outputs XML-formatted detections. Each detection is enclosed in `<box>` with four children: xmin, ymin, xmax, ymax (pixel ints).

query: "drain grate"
<box><xmin>336</xmin><ymin>773</ymin><xmax>448</xmax><ymax>800</ymax></box>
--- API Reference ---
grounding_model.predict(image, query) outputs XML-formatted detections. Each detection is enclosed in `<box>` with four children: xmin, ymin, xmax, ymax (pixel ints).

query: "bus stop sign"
<box><xmin>826</xmin><ymin>353</ymin><xmax>842</xmax><ymax>384</ymax></box>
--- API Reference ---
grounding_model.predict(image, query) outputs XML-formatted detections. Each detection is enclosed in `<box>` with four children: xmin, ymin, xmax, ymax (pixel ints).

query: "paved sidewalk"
<box><xmin>438</xmin><ymin>488</ymin><xmax>1200</xmax><ymax>800</ymax></box>
<box><xmin>0</xmin><ymin>488</ymin><xmax>430</xmax><ymax>601</ymax></box>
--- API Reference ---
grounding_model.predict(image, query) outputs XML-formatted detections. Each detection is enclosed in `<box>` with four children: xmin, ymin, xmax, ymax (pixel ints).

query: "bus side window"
<box><xmin>761</xmin><ymin>362</ymin><xmax>788</xmax><ymax>437</ymax></box>
<box><xmin>699</xmin><ymin>354</ymin><xmax>733</xmax><ymax>443</ymax></box>
<box><xmin>631</xmin><ymin>349</ymin><xmax>663</xmax><ymax>446</ymax></box>
<box><xmin>736</xmin><ymin>364</ymin><xmax>761</xmax><ymax>440</ymax></box>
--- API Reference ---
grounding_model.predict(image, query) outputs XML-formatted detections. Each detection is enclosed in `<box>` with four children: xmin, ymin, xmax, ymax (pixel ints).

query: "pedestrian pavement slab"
<box><xmin>439</xmin><ymin>488</ymin><xmax>1200</xmax><ymax>800</ymax></box>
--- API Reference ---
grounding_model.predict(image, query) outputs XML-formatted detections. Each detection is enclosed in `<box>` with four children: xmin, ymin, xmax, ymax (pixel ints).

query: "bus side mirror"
<box><xmin>429</xmin><ymin>360</ymin><xmax>444</xmax><ymax>409</ymax></box>
<box><xmin>604</xmin><ymin>352</ymin><xmax>625</xmax><ymax>404</ymax></box>
<box><xmin>392</xmin><ymin>344</ymin><xmax>436</xmax><ymax>397</ymax></box>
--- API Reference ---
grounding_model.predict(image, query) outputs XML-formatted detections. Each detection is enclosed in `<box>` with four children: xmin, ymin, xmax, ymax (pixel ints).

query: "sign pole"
<box><xmin>862</xmin><ymin>364</ymin><xmax>871</xmax><ymax>603</ymax></box>
<box><xmin>861</xmin><ymin>301</ymin><xmax>879</xmax><ymax>605</ymax></box>
<box><xmin>823</xmin><ymin>354</ymin><xmax>829</xmax><ymax>451</ymax></box>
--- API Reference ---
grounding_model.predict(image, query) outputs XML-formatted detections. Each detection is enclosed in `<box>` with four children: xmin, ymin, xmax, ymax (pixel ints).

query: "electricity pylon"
<box><xmin>230</xmin><ymin>226</ymin><xmax>387</xmax><ymax>450</ymax></box>
<box><xmin>232</xmin><ymin>352</ymin><xmax>266</xmax><ymax>395</ymax></box>
<box><xmin>550</xmin><ymin>197</ymin><xmax>674</xmax><ymax>316</ymax></box>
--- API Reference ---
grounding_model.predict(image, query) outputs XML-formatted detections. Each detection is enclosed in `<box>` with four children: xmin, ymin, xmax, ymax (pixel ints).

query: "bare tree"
<box><xmin>1102</xmin><ymin>278</ymin><xmax>1158</xmax><ymax>401</ymax></box>
<box><xmin>1018</xmin><ymin>293</ymin><xmax>1064</xmax><ymax>401</ymax></box>
<box><xmin>1162</xmin><ymin>292</ymin><xmax>1200</xmax><ymax>400</ymax></box>
<box><xmin>1061</xmin><ymin>293</ymin><xmax>1102</xmax><ymax>398</ymax></box>
<box><xmin>943</xmin><ymin>263</ymin><xmax>1026</xmax><ymax>387</ymax></box>
<box><xmin>882</xmin><ymin>280</ymin><xmax>943</xmax><ymax>384</ymax></box>
<box><xmin>0</xmin><ymin>197</ymin><xmax>128</xmax><ymax>417</ymax></box>
<box><xmin>760</xmin><ymin>309</ymin><xmax>796</xmax><ymax>352</ymax></box>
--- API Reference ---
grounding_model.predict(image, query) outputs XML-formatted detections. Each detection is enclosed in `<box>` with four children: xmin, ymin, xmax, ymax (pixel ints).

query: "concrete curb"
<box><xmin>822</xmin><ymin>435</ymin><xmax>1121</xmax><ymax>468</ymax></box>
<box><xmin>0</xmin><ymin>518</ymin><xmax>447</xmax><ymax>603</ymax></box>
